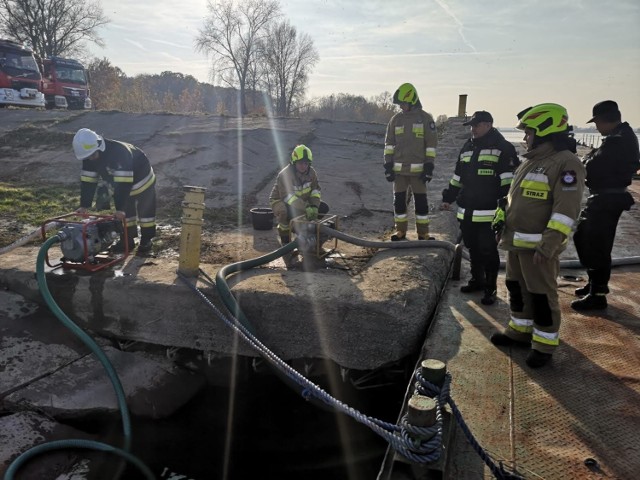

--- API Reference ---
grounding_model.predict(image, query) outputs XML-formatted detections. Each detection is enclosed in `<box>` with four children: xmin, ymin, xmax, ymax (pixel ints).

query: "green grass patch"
<box><xmin>0</xmin><ymin>182</ymin><xmax>80</xmax><ymax>225</ymax></box>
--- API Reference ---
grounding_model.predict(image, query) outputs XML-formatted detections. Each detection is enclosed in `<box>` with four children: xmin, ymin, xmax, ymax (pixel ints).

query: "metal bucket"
<box><xmin>250</xmin><ymin>207</ymin><xmax>274</xmax><ymax>230</ymax></box>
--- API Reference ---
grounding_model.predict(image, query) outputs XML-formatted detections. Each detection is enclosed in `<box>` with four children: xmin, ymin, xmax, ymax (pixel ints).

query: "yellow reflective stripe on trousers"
<box><xmin>394</xmin><ymin>214</ymin><xmax>408</xmax><ymax>223</ymax></box>
<box><xmin>508</xmin><ymin>316</ymin><xmax>533</xmax><ymax>333</ymax></box>
<box><xmin>532</xmin><ymin>328</ymin><xmax>559</xmax><ymax>346</ymax></box>
<box><xmin>131</xmin><ymin>170</ymin><xmax>156</xmax><ymax>196</ymax></box>
<box><xmin>416</xmin><ymin>214</ymin><xmax>430</xmax><ymax>225</ymax></box>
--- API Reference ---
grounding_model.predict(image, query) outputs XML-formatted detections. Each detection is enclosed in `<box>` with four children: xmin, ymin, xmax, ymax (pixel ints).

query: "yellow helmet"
<box><xmin>393</xmin><ymin>83</ymin><xmax>420</xmax><ymax>106</ymax></box>
<box><xmin>516</xmin><ymin>103</ymin><xmax>569</xmax><ymax>137</ymax></box>
<box><xmin>291</xmin><ymin>144</ymin><xmax>312</xmax><ymax>164</ymax></box>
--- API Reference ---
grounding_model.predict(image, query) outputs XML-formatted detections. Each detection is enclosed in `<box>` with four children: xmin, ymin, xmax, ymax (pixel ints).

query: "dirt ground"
<box><xmin>0</xmin><ymin>109</ymin><xmax>465</xmax><ymax>268</ymax></box>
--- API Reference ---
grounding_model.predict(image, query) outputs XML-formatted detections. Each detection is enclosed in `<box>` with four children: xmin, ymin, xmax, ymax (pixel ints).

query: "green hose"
<box><xmin>4</xmin><ymin>235</ymin><xmax>153</xmax><ymax>480</ymax></box>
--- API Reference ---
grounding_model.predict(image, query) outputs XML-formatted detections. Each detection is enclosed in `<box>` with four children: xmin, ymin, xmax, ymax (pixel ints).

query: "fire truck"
<box><xmin>0</xmin><ymin>38</ymin><xmax>45</xmax><ymax>108</ymax></box>
<box><xmin>40</xmin><ymin>56</ymin><xmax>92</xmax><ymax>110</ymax></box>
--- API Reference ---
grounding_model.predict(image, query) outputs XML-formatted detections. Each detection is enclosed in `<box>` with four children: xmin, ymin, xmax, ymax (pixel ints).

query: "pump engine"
<box><xmin>59</xmin><ymin>220</ymin><xmax>122</xmax><ymax>262</ymax></box>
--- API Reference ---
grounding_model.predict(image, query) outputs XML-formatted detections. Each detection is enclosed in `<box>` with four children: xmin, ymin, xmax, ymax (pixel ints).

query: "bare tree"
<box><xmin>0</xmin><ymin>0</ymin><xmax>109</xmax><ymax>59</ymax></box>
<box><xmin>195</xmin><ymin>0</ymin><xmax>280</xmax><ymax>116</ymax></box>
<box><xmin>260</xmin><ymin>20</ymin><xmax>318</xmax><ymax>117</ymax></box>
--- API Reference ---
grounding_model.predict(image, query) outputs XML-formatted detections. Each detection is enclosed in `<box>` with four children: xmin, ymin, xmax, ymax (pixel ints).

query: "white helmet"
<box><xmin>72</xmin><ymin>128</ymin><xmax>106</xmax><ymax>160</ymax></box>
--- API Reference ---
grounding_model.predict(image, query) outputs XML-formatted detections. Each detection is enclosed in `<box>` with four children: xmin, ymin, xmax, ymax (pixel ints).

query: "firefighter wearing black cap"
<box><xmin>383</xmin><ymin>83</ymin><xmax>438</xmax><ymax>241</ymax></box>
<box><xmin>571</xmin><ymin>100</ymin><xmax>640</xmax><ymax>311</ymax></box>
<box><xmin>490</xmin><ymin>103</ymin><xmax>585</xmax><ymax>368</ymax></box>
<box><xmin>441</xmin><ymin>110</ymin><xmax>519</xmax><ymax>305</ymax></box>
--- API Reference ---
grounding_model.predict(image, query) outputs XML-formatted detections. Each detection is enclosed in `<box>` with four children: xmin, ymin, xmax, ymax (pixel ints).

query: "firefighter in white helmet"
<box><xmin>269</xmin><ymin>144</ymin><xmax>329</xmax><ymax>245</ymax></box>
<box><xmin>72</xmin><ymin>128</ymin><xmax>157</xmax><ymax>254</ymax></box>
<box><xmin>490</xmin><ymin>104</ymin><xmax>585</xmax><ymax>368</ymax></box>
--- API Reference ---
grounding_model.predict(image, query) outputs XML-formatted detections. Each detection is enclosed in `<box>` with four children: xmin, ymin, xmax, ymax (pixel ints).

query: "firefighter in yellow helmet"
<box><xmin>383</xmin><ymin>83</ymin><xmax>438</xmax><ymax>240</ymax></box>
<box><xmin>490</xmin><ymin>103</ymin><xmax>585</xmax><ymax>368</ymax></box>
<box><xmin>269</xmin><ymin>145</ymin><xmax>329</xmax><ymax>245</ymax></box>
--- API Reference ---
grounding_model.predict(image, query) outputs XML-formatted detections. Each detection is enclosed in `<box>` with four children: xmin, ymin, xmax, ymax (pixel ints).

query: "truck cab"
<box><xmin>0</xmin><ymin>39</ymin><xmax>46</xmax><ymax>108</ymax></box>
<box><xmin>41</xmin><ymin>56</ymin><xmax>92</xmax><ymax>109</ymax></box>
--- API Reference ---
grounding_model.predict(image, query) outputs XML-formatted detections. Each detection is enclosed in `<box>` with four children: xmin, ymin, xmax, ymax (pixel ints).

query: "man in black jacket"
<box><xmin>441</xmin><ymin>111</ymin><xmax>520</xmax><ymax>305</ymax></box>
<box><xmin>571</xmin><ymin>101</ymin><xmax>640</xmax><ymax>310</ymax></box>
<box><xmin>73</xmin><ymin>128</ymin><xmax>157</xmax><ymax>254</ymax></box>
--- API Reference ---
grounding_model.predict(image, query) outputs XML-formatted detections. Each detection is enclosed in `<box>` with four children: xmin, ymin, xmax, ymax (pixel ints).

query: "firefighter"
<box><xmin>383</xmin><ymin>83</ymin><xmax>437</xmax><ymax>241</ymax></box>
<box><xmin>269</xmin><ymin>144</ymin><xmax>328</xmax><ymax>245</ymax></box>
<box><xmin>72</xmin><ymin>128</ymin><xmax>157</xmax><ymax>254</ymax></box>
<box><xmin>490</xmin><ymin>104</ymin><xmax>585</xmax><ymax>368</ymax></box>
<box><xmin>571</xmin><ymin>101</ymin><xmax>640</xmax><ymax>310</ymax></box>
<box><xmin>441</xmin><ymin>110</ymin><xmax>519</xmax><ymax>305</ymax></box>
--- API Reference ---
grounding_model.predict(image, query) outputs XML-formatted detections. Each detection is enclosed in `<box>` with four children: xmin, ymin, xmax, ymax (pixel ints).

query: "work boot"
<box><xmin>490</xmin><ymin>332</ymin><xmax>530</xmax><ymax>348</ymax></box>
<box><xmin>574</xmin><ymin>284</ymin><xmax>590</xmax><ymax>296</ymax></box>
<box><xmin>571</xmin><ymin>294</ymin><xmax>607</xmax><ymax>311</ymax></box>
<box><xmin>391</xmin><ymin>231</ymin><xmax>407</xmax><ymax>241</ymax></box>
<box><xmin>279</xmin><ymin>234</ymin><xmax>291</xmax><ymax>246</ymax></box>
<box><xmin>460</xmin><ymin>278</ymin><xmax>485</xmax><ymax>293</ymax></box>
<box><xmin>417</xmin><ymin>235</ymin><xmax>435</xmax><ymax>240</ymax></box>
<box><xmin>111</xmin><ymin>237</ymin><xmax>135</xmax><ymax>253</ymax></box>
<box><xmin>481</xmin><ymin>271</ymin><xmax>498</xmax><ymax>305</ymax></box>
<box><xmin>137</xmin><ymin>239</ymin><xmax>153</xmax><ymax>254</ymax></box>
<box><xmin>526</xmin><ymin>350</ymin><xmax>552</xmax><ymax>368</ymax></box>
<box><xmin>481</xmin><ymin>288</ymin><xmax>497</xmax><ymax>305</ymax></box>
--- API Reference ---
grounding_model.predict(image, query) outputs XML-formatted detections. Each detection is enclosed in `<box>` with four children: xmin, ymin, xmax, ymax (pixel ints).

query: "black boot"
<box><xmin>490</xmin><ymin>332</ymin><xmax>530</xmax><ymax>347</ymax></box>
<box><xmin>574</xmin><ymin>283</ymin><xmax>590</xmax><ymax>296</ymax></box>
<box><xmin>571</xmin><ymin>294</ymin><xmax>607</xmax><ymax>311</ymax></box>
<box><xmin>481</xmin><ymin>270</ymin><xmax>498</xmax><ymax>305</ymax></box>
<box><xmin>461</xmin><ymin>266</ymin><xmax>486</xmax><ymax>293</ymax></box>
<box><xmin>526</xmin><ymin>350</ymin><xmax>552</xmax><ymax>368</ymax></box>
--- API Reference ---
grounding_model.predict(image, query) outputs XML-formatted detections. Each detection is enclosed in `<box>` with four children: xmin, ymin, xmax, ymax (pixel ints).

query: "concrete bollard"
<box><xmin>178</xmin><ymin>186</ymin><xmax>206</xmax><ymax>277</ymax></box>
<box><xmin>407</xmin><ymin>394</ymin><xmax>438</xmax><ymax>441</ymax></box>
<box><xmin>420</xmin><ymin>359</ymin><xmax>447</xmax><ymax>387</ymax></box>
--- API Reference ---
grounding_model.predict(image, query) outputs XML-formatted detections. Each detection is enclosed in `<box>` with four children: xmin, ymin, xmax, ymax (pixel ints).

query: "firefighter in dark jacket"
<box><xmin>383</xmin><ymin>83</ymin><xmax>438</xmax><ymax>241</ymax></box>
<box><xmin>441</xmin><ymin>110</ymin><xmax>519</xmax><ymax>305</ymax></box>
<box><xmin>72</xmin><ymin>128</ymin><xmax>157</xmax><ymax>253</ymax></box>
<box><xmin>571</xmin><ymin>101</ymin><xmax>640</xmax><ymax>311</ymax></box>
<box><xmin>490</xmin><ymin>103</ymin><xmax>585</xmax><ymax>368</ymax></box>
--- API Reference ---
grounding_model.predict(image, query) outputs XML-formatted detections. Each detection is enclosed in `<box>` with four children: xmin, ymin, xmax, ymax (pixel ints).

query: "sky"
<box><xmin>94</xmin><ymin>0</ymin><xmax>640</xmax><ymax>128</ymax></box>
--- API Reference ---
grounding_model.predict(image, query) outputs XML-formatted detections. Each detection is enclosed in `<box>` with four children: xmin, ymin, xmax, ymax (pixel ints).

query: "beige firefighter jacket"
<box><xmin>384</xmin><ymin>107</ymin><xmax>437</xmax><ymax>176</ymax></box>
<box><xmin>269</xmin><ymin>163</ymin><xmax>321</xmax><ymax>212</ymax></box>
<box><xmin>499</xmin><ymin>142</ymin><xmax>585</xmax><ymax>259</ymax></box>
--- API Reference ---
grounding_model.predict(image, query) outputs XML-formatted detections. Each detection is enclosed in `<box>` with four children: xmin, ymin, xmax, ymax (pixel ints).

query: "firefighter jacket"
<box><xmin>499</xmin><ymin>142</ymin><xmax>585</xmax><ymax>259</ymax></box>
<box><xmin>269</xmin><ymin>163</ymin><xmax>321</xmax><ymax>212</ymax></box>
<box><xmin>80</xmin><ymin>139</ymin><xmax>156</xmax><ymax>211</ymax></box>
<box><xmin>582</xmin><ymin>122</ymin><xmax>640</xmax><ymax>191</ymax></box>
<box><xmin>443</xmin><ymin>128</ymin><xmax>519</xmax><ymax>222</ymax></box>
<box><xmin>384</xmin><ymin>107</ymin><xmax>437</xmax><ymax>176</ymax></box>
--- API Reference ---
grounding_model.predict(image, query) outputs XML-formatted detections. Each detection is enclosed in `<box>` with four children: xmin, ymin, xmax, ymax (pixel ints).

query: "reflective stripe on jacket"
<box><xmin>499</xmin><ymin>142</ymin><xmax>585</xmax><ymax>258</ymax></box>
<box><xmin>383</xmin><ymin>107</ymin><xmax>437</xmax><ymax>176</ymax></box>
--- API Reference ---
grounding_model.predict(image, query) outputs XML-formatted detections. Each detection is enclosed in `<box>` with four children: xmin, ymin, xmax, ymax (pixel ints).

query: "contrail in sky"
<box><xmin>433</xmin><ymin>0</ymin><xmax>477</xmax><ymax>52</ymax></box>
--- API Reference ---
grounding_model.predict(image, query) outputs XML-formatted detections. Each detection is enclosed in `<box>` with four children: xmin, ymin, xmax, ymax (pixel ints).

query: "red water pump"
<box><xmin>41</xmin><ymin>213</ymin><xmax>128</xmax><ymax>272</ymax></box>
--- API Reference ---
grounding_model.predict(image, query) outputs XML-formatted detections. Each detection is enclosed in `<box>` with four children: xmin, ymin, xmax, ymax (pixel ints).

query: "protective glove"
<box><xmin>384</xmin><ymin>163</ymin><xmax>395</xmax><ymax>182</ymax></box>
<box><xmin>420</xmin><ymin>163</ymin><xmax>434</xmax><ymax>183</ymax></box>
<box><xmin>305</xmin><ymin>205</ymin><xmax>318</xmax><ymax>221</ymax></box>
<box><xmin>492</xmin><ymin>197</ymin><xmax>507</xmax><ymax>235</ymax></box>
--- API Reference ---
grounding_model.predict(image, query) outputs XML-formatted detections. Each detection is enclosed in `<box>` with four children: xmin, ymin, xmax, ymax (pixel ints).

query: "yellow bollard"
<box><xmin>458</xmin><ymin>94</ymin><xmax>468</xmax><ymax>118</ymax></box>
<box><xmin>178</xmin><ymin>186</ymin><xmax>206</xmax><ymax>277</ymax></box>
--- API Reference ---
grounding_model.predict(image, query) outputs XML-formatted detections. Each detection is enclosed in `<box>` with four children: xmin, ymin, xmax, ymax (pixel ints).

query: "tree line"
<box><xmin>1</xmin><ymin>0</ymin><xmax>447</xmax><ymax>125</ymax></box>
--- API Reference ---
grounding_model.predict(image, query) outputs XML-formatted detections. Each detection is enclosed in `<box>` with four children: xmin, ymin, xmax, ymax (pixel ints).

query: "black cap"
<box><xmin>587</xmin><ymin>100</ymin><xmax>619</xmax><ymax>123</ymax></box>
<box><xmin>463</xmin><ymin>110</ymin><xmax>494</xmax><ymax>126</ymax></box>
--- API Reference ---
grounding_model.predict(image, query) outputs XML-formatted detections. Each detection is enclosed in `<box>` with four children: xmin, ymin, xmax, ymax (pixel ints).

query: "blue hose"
<box><xmin>4</xmin><ymin>235</ymin><xmax>153</xmax><ymax>480</ymax></box>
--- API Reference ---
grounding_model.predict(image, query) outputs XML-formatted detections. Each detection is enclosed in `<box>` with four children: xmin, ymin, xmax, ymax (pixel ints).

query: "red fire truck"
<box><xmin>0</xmin><ymin>38</ymin><xmax>45</xmax><ymax>108</ymax></box>
<box><xmin>41</xmin><ymin>56</ymin><xmax>92</xmax><ymax>109</ymax></box>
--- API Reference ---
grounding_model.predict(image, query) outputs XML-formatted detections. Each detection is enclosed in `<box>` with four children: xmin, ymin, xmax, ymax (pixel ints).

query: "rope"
<box><xmin>414</xmin><ymin>372</ymin><xmax>526</xmax><ymax>480</ymax></box>
<box><xmin>178</xmin><ymin>271</ymin><xmax>443</xmax><ymax>464</ymax></box>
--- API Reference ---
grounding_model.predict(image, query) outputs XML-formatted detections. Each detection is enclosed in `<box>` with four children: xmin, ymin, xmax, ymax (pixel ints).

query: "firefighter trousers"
<box><xmin>124</xmin><ymin>182</ymin><xmax>157</xmax><ymax>243</ymax></box>
<box><xmin>461</xmin><ymin>220</ymin><xmax>499</xmax><ymax>285</ymax></box>
<box><xmin>392</xmin><ymin>175</ymin><xmax>429</xmax><ymax>237</ymax></box>
<box><xmin>504</xmin><ymin>250</ymin><xmax>561</xmax><ymax>354</ymax></box>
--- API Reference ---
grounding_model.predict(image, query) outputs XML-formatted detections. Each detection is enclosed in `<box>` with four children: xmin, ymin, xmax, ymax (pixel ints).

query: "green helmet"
<box><xmin>393</xmin><ymin>83</ymin><xmax>420</xmax><ymax>106</ymax></box>
<box><xmin>516</xmin><ymin>103</ymin><xmax>569</xmax><ymax>137</ymax></box>
<box><xmin>291</xmin><ymin>144</ymin><xmax>312</xmax><ymax>164</ymax></box>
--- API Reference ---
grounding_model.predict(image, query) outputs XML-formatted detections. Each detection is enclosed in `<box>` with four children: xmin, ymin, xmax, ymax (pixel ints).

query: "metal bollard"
<box><xmin>178</xmin><ymin>186</ymin><xmax>206</xmax><ymax>277</ymax></box>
